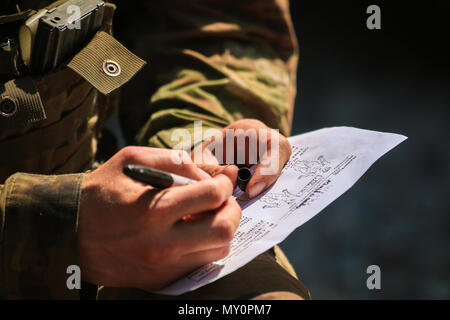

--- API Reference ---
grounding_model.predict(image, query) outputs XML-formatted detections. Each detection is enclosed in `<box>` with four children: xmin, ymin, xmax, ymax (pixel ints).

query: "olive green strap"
<box><xmin>0</xmin><ymin>9</ymin><xmax>34</xmax><ymax>24</ymax></box>
<box><xmin>67</xmin><ymin>31</ymin><xmax>147</xmax><ymax>95</ymax></box>
<box><xmin>0</xmin><ymin>88</ymin><xmax>95</xmax><ymax>165</ymax></box>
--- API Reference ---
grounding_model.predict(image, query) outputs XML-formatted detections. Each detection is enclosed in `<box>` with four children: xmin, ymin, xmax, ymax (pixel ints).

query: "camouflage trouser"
<box><xmin>96</xmin><ymin>246</ymin><xmax>311</xmax><ymax>300</ymax></box>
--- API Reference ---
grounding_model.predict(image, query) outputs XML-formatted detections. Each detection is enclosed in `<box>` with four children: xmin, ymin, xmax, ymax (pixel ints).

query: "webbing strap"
<box><xmin>0</xmin><ymin>88</ymin><xmax>96</xmax><ymax>164</ymax></box>
<box><xmin>0</xmin><ymin>77</ymin><xmax>46</xmax><ymax>129</ymax></box>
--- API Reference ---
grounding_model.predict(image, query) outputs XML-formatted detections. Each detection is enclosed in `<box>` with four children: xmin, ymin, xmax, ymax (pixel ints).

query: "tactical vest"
<box><xmin>0</xmin><ymin>0</ymin><xmax>145</xmax><ymax>183</ymax></box>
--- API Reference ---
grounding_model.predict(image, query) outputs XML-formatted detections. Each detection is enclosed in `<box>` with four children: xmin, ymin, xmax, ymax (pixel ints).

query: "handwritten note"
<box><xmin>157</xmin><ymin>127</ymin><xmax>407</xmax><ymax>295</ymax></box>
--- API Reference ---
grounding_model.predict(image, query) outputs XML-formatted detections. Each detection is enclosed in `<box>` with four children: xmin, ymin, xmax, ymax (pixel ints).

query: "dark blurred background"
<box><xmin>279</xmin><ymin>1</ymin><xmax>450</xmax><ymax>299</ymax></box>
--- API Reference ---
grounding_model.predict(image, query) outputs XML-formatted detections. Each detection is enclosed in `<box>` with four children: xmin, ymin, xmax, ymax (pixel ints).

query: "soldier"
<box><xmin>0</xmin><ymin>0</ymin><xmax>310</xmax><ymax>300</ymax></box>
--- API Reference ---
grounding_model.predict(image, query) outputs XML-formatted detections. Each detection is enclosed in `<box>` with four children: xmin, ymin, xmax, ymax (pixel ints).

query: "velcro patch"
<box><xmin>67</xmin><ymin>31</ymin><xmax>146</xmax><ymax>95</ymax></box>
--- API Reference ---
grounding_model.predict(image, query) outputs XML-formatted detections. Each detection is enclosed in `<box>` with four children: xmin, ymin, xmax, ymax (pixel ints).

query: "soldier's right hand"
<box><xmin>77</xmin><ymin>147</ymin><xmax>241</xmax><ymax>291</ymax></box>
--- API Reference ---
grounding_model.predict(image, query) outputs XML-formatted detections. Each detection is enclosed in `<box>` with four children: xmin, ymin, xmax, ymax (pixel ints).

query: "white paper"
<box><xmin>157</xmin><ymin>126</ymin><xmax>407</xmax><ymax>295</ymax></box>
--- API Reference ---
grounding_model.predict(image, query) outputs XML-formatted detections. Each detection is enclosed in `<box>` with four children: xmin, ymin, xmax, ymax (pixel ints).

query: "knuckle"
<box><xmin>216</xmin><ymin>220</ymin><xmax>235</xmax><ymax>243</ymax></box>
<box><xmin>231</xmin><ymin>199</ymin><xmax>243</xmax><ymax>220</ymax></box>
<box><xmin>153</xmin><ymin>195</ymin><xmax>175</xmax><ymax>218</ymax></box>
<box><xmin>176</xmin><ymin>150</ymin><xmax>192</xmax><ymax>164</ymax></box>
<box><xmin>181</xmin><ymin>162</ymin><xmax>197</xmax><ymax>175</ymax></box>
<box><xmin>217</xmin><ymin>246</ymin><xmax>231</xmax><ymax>260</ymax></box>
<box><xmin>120</xmin><ymin>146</ymin><xmax>140</xmax><ymax>160</ymax></box>
<box><xmin>205</xmin><ymin>180</ymin><xmax>225</xmax><ymax>207</ymax></box>
<box><xmin>248</xmin><ymin>118</ymin><xmax>265</xmax><ymax>127</ymax></box>
<box><xmin>220</xmin><ymin>175</ymin><xmax>234</xmax><ymax>193</ymax></box>
<box><xmin>234</xmin><ymin>118</ymin><xmax>264</xmax><ymax>128</ymax></box>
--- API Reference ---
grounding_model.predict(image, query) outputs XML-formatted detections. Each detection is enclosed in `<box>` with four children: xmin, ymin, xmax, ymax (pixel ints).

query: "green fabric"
<box><xmin>115</xmin><ymin>0</ymin><xmax>298</xmax><ymax>148</ymax></box>
<box><xmin>98</xmin><ymin>249</ymin><xmax>311</xmax><ymax>300</ymax></box>
<box><xmin>0</xmin><ymin>173</ymin><xmax>84</xmax><ymax>299</ymax></box>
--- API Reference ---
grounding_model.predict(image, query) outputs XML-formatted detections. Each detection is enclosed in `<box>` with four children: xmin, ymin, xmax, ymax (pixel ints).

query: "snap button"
<box><xmin>102</xmin><ymin>60</ymin><xmax>121</xmax><ymax>77</ymax></box>
<box><xmin>0</xmin><ymin>96</ymin><xmax>17</xmax><ymax>117</ymax></box>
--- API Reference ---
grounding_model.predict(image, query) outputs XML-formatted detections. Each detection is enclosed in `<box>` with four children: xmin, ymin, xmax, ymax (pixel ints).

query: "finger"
<box><xmin>196</xmin><ymin>120</ymin><xmax>265</xmax><ymax>166</ymax></box>
<box><xmin>246</xmin><ymin>137</ymin><xmax>292</xmax><ymax>198</ymax></box>
<box><xmin>172</xmin><ymin>198</ymin><xmax>241</xmax><ymax>253</ymax></box>
<box><xmin>194</xmin><ymin>146</ymin><xmax>220</xmax><ymax>165</ymax></box>
<box><xmin>178</xmin><ymin>246</ymin><xmax>230</xmax><ymax>268</ymax></box>
<box><xmin>120</xmin><ymin>147</ymin><xmax>208</xmax><ymax>181</ymax></box>
<box><xmin>196</xmin><ymin>164</ymin><xmax>238</xmax><ymax>188</ymax></box>
<box><xmin>221</xmin><ymin>119</ymin><xmax>269</xmax><ymax>166</ymax></box>
<box><xmin>156</xmin><ymin>174</ymin><xmax>234</xmax><ymax>222</ymax></box>
<box><xmin>221</xmin><ymin>165</ymin><xmax>238</xmax><ymax>188</ymax></box>
<box><xmin>197</xmin><ymin>168</ymin><xmax>212</xmax><ymax>180</ymax></box>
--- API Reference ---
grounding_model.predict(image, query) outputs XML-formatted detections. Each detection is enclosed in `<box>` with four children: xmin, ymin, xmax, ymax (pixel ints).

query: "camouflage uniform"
<box><xmin>0</xmin><ymin>0</ymin><xmax>310</xmax><ymax>299</ymax></box>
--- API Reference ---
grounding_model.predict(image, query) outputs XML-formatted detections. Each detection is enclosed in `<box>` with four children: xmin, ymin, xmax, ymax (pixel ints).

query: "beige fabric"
<box><xmin>274</xmin><ymin>245</ymin><xmax>298</xmax><ymax>279</ymax></box>
<box><xmin>67</xmin><ymin>31</ymin><xmax>147</xmax><ymax>95</ymax></box>
<box><xmin>251</xmin><ymin>291</ymin><xmax>304</xmax><ymax>300</ymax></box>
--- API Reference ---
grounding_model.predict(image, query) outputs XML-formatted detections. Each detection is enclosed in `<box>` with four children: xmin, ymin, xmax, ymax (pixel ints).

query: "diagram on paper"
<box><xmin>157</xmin><ymin>127</ymin><xmax>407</xmax><ymax>296</ymax></box>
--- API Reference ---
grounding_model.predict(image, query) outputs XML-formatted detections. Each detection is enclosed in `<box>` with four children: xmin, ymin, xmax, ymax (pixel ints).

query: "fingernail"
<box><xmin>248</xmin><ymin>182</ymin><xmax>266</xmax><ymax>199</ymax></box>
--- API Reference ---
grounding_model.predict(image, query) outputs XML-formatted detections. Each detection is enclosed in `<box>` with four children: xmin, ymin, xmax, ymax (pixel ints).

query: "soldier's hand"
<box><xmin>78</xmin><ymin>147</ymin><xmax>241</xmax><ymax>291</ymax></box>
<box><xmin>192</xmin><ymin>119</ymin><xmax>292</xmax><ymax>199</ymax></box>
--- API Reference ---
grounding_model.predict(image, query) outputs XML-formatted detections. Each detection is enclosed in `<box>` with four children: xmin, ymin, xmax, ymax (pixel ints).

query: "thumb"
<box><xmin>246</xmin><ymin>138</ymin><xmax>291</xmax><ymax>198</ymax></box>
<box><xmin>197</xmin><ymin>164</ymin><xmax>238</xmax><ymax>188</ymax></box>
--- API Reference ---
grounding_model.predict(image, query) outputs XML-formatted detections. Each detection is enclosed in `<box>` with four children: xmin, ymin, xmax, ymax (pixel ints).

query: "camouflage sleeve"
<box><xmin>114</xmin><ymin>0</ymin><xmax>298</xmax><ymax>148</ymax></box>
<box><xmin>0</xmin><ymin>173</ymin><xmax>84</xmax><ymax>299</ymax></box>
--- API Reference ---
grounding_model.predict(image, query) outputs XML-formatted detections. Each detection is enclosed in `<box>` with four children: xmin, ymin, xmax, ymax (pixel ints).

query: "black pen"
<box><xmin>123</xmin><ymin>164</ymin><xmax>197</xmax><ymax>189</ymax></box>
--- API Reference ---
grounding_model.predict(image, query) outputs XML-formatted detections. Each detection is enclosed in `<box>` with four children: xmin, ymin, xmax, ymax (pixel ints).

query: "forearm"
<box><xmin>0</xmin><ymin>173</ymin><xmax>85</xmax><ymax>299</ymax></box>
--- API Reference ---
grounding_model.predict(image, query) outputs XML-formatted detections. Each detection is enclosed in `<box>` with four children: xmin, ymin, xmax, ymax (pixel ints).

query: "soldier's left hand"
<box><xmin>191</xmin><ymin>119</ymin><xmax>292</xmax><ymax>199</ymax></box>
